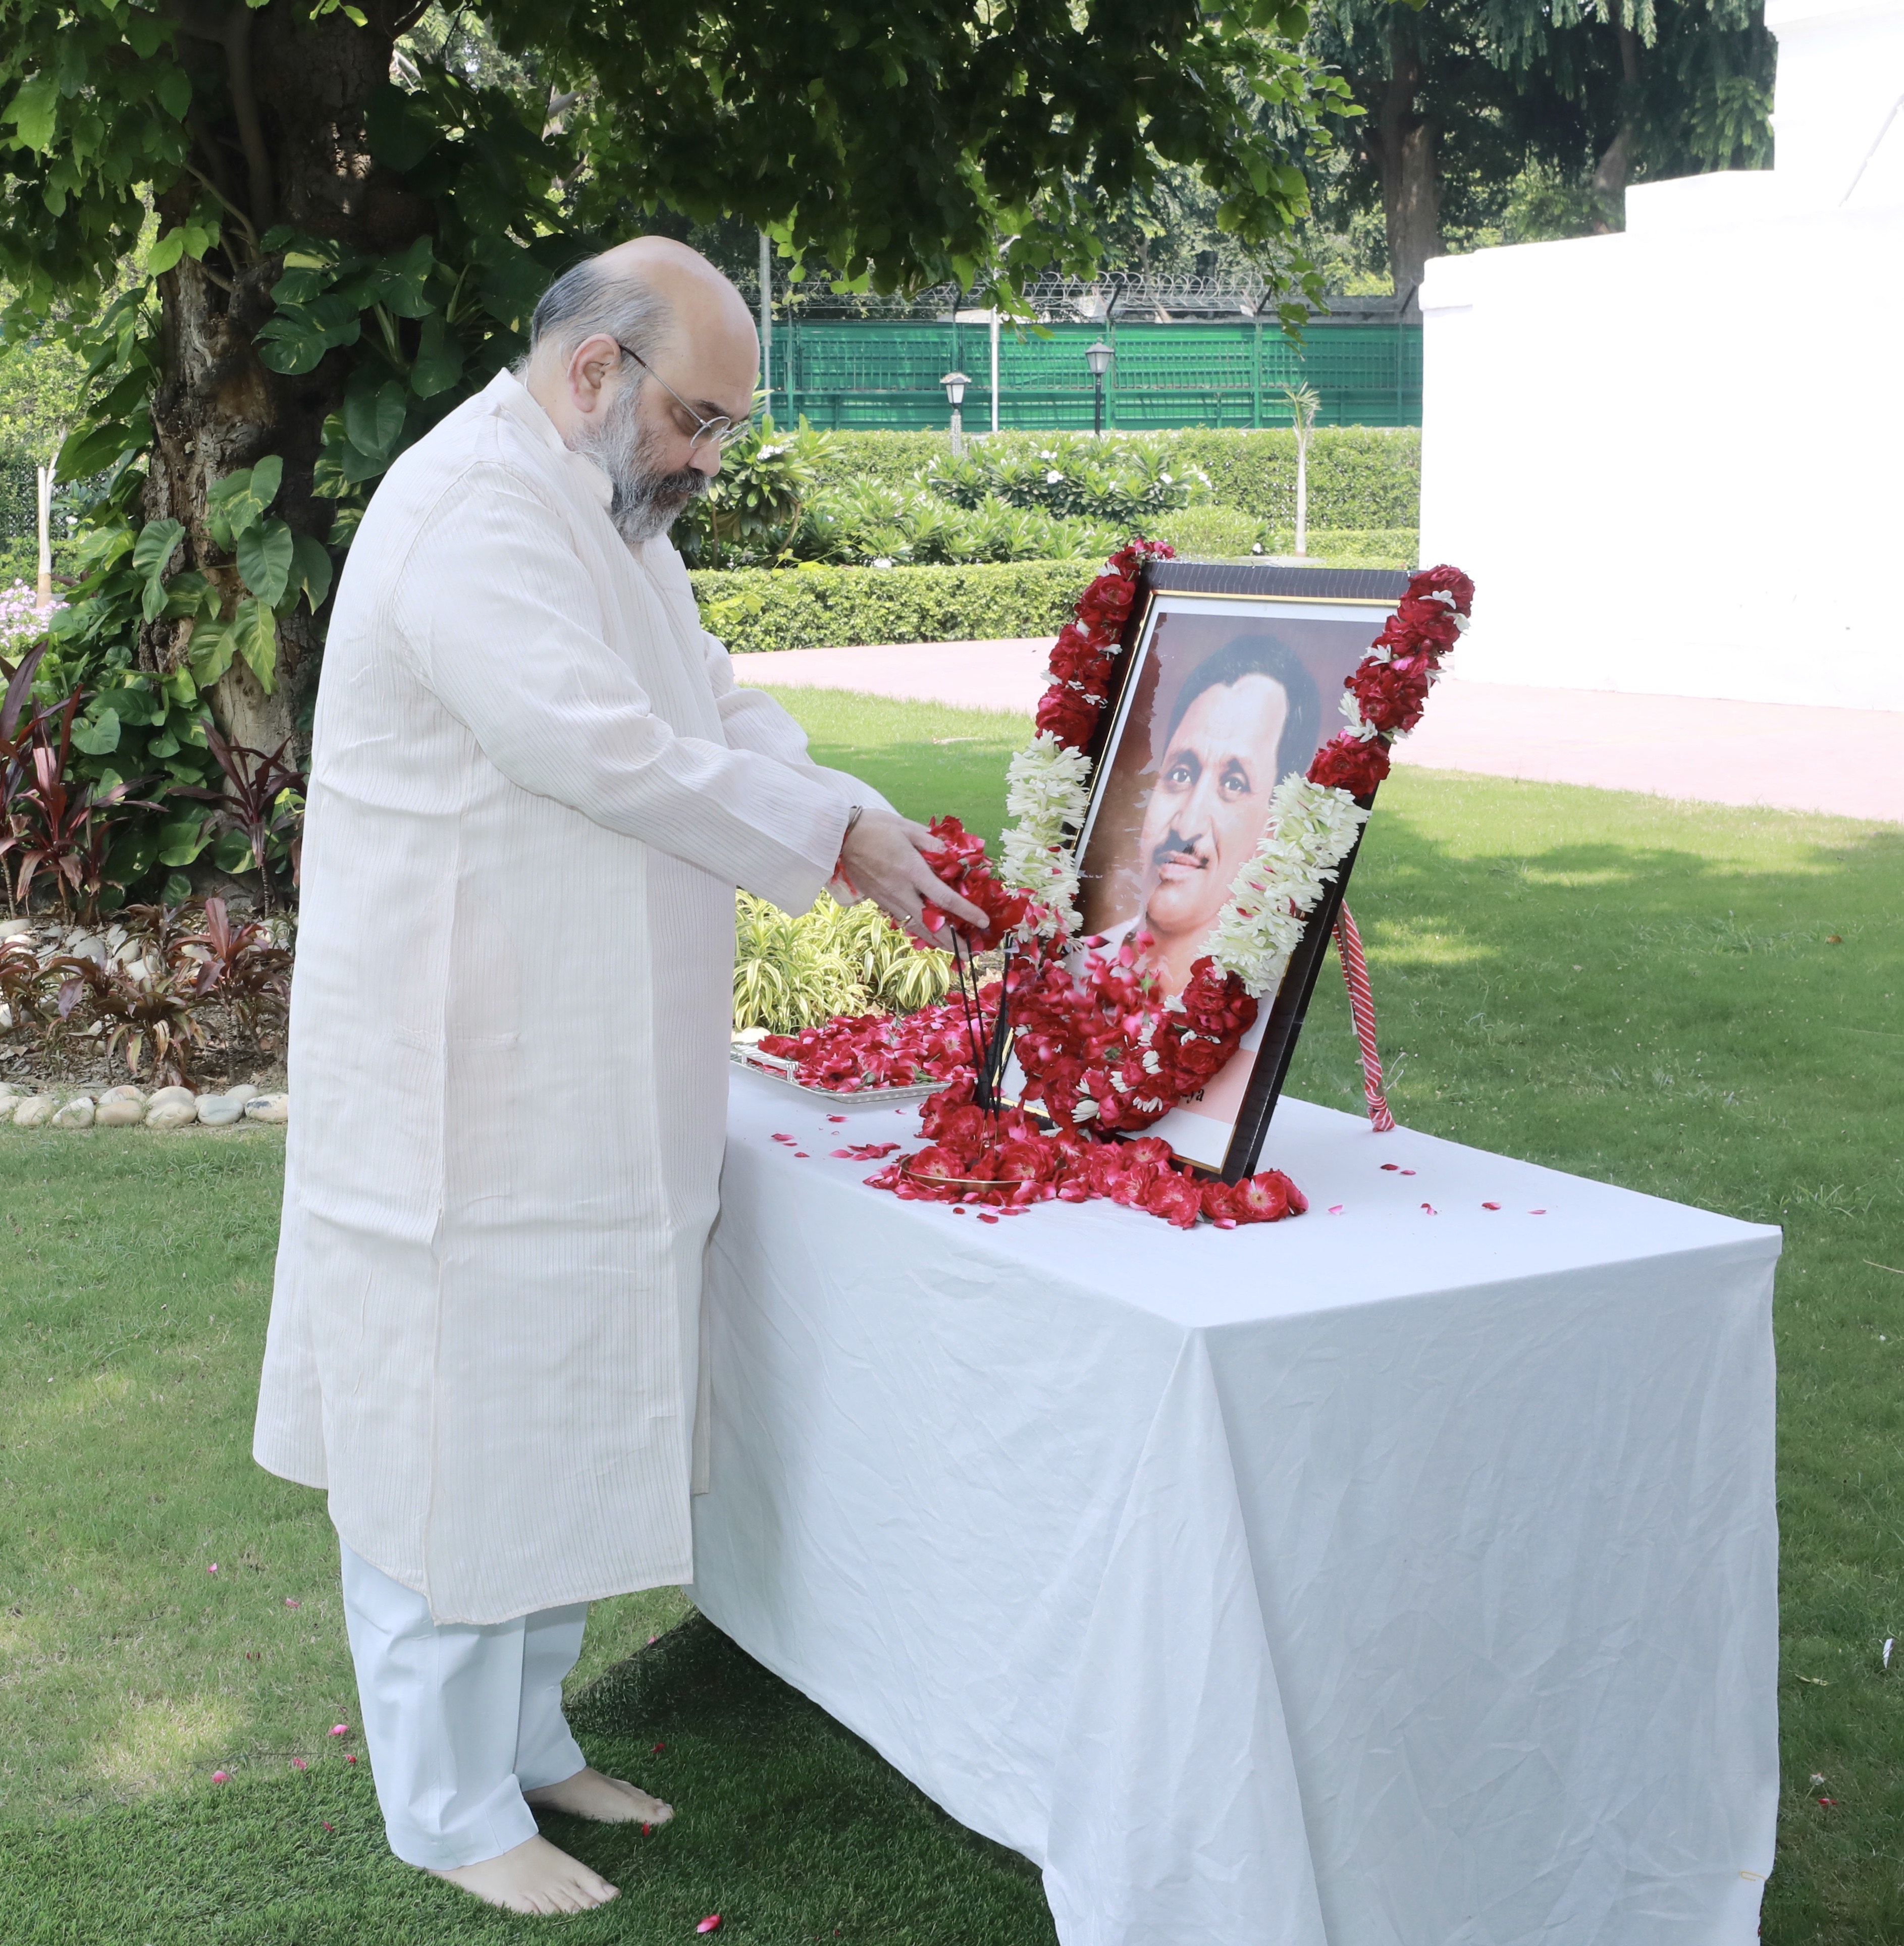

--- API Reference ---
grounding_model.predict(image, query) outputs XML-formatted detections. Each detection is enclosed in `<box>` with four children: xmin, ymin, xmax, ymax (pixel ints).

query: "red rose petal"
<box><xmin>1400</xmin><ymin>1169</ymin><xmax>1416</xmax><ymax>1176</ymax></box>
<box><xmin>1328</xmin><ymin>1204</ymin><xmax>1345</xmax><ymax>1214</ymax></box>
<box><xmin>978</xmin><ymin>1212</ymin><xmax>1000</xmax><ymax>1224</ymax></box>
<box><xmin>1421</xmin><ymin>1203</ymin><xmax>1437</xmax><ymax>1215</ymax></box>
<box><xmin>829</xmin><ymin>1149</ymin><xmax>853</xmax><ymax>1158</ymax></box>
<box><xmin>1482</xmin><ymin>1202</ymin><xmax>1501</xmax><ymax>1210</ymax></box>
<box><xmin>1381</xmin><ymin>1163</ymin><xmax>1399</xmax><ymax>1172</ymax></box>
<box><xmin>652</xmin><ymin>1742</ymin><xmax>666</xmax><ymax>1753</ymax></box>
<box><xmin>1530</xmin><ymin>1208</ymin><xmax>1547</xmax><ymax>1215</ymax></box>
<box><xmin>793</xmin><ymin>1151</ymin><xmax>809</xmax><ymax>1158</ymax></box>
<box><xmin>827</xmin><ymin>1114</ymin><xmax>846</xmax><ymax>1122</ymax></box>
<box><xmin>771</xmin><ymin>1133</ymin><xmax>792</xmax><ymax>1142</ymax></box>
<box><xmin>698</xmin><ymin>1919</ymin><xmax>723</xmax><ymax>1934</ymax></box>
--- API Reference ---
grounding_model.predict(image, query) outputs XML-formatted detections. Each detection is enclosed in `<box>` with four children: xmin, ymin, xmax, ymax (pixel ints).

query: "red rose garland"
<box><xmin>770</xmin><ymin>546</ymin><xmax>1475</xmax><ymax>1229</ymax></box>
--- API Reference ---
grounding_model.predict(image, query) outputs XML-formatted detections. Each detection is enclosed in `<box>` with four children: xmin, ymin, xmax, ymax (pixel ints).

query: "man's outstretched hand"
<box><xmin>840</xmin><ymin>807</ymin><xmax>989</xmax><ymax>943</ymax></box>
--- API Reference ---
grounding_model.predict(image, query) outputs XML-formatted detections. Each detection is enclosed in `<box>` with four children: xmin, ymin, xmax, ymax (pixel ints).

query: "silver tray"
<box><xmin>729</xmin><ymin>1042</ymin><xmax>944</xmax><ymax>1106</ymax></box>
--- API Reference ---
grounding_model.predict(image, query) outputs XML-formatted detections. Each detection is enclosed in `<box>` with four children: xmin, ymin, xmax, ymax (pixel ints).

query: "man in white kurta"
<box><xmin>253</xmin><ymin>238</ymin><xmax>981</xmax><ymax>1916</ymax></box>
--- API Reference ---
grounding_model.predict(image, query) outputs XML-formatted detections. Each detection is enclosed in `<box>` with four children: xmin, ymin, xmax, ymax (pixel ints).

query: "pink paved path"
<box><xmin>732</xmin><ymin>639</ymin><xmax>1904</xmax><ymax>825</ymax></box>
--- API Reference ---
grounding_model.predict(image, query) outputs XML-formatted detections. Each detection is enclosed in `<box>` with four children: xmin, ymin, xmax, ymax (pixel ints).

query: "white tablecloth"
<box><xmin>692</xmin><ymin>1070</ymin><xmax>1781</xmax><ymax>1946</ymax></box>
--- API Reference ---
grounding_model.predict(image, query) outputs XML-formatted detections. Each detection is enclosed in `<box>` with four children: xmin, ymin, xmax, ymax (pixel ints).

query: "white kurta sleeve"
<box><xmin>699</xmin><ymin>632</ymin><xmax>897</xmax><ymax>818</ymax></box>
<box><xmin>396</xmin><ymin>465</ymin><xmax>850</xmax><ymax>912</ymax></box>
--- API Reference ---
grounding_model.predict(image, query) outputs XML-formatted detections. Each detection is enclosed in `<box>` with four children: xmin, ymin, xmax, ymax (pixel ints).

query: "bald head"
<box><xmin>522</xmin><ymin>236</ymin><xmax>760</xmax><ymax>544</ymax></box>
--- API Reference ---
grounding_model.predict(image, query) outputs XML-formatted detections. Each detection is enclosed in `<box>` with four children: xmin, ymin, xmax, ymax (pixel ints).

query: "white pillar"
<box><xmin>35</xmin><ymin>464</ymin><xmax>51</xmax><ymax>611</ymax></box>
<box><xmin>989</xmin><ymin>310</ymin><xmax>1000</xmax><ymax>434</ymax></box>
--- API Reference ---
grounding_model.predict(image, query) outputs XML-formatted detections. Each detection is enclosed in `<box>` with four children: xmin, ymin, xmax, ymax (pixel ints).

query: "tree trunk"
<box><xmin>140</xmin><ymin>2</ymin><xmax>418</xmax><ymax>760</ymax></box>
<box><xmin>1591</xmin><ymin>16</ymin><xmax>1645</xmax><ymax>232</ymax></box>
<box><xmin>1378</xmin><ymin>19</ymin><xmax>1441</xmax><ymax>310</ymax></box>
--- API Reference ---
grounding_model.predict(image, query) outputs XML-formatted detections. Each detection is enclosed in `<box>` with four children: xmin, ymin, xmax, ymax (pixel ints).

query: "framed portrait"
<box><xmin>1061</xmin><ymin>560</ymin><xmax>1410</xmax><ymax>1179</ymax></box>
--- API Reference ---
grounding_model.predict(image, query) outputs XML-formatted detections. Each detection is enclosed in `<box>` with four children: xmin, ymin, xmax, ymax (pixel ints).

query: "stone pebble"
<box><xmin>4</xmin><ymin>1078</ymin><xmax>288</xmax><ymax>1130</ymax></box>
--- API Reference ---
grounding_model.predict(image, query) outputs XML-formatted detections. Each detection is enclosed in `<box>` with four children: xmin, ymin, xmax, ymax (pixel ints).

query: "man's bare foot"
<box><xmin>524</xmin><ymin>1765</ymin><xmax>674</xmax><ymax>1826</ymax></box>
<box><xmin>430</xmin><ymin>1834</ymin><xmax>618</xmax><ymax>1914</ymax></box>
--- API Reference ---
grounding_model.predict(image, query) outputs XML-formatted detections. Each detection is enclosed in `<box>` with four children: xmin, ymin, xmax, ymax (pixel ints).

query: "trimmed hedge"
<box><xmin>803</xmin><ymin>427</ymin><xmax>1420</xmax><ymax>532</ymax></box>
<box><xmin>692</xmin><ymin>533</ymin><xmax>1422</xmax><ymax>655</ymax></box>
<box><xmin>692</xmin><ymin>560</ymin><xmax>1094</xmax><ymax>656</ymax></box>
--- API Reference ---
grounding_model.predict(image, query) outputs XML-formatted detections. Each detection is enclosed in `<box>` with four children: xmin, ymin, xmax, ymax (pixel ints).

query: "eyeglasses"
<box><xmin>616</xmin><ymin>344</ymin><xmax>755</xmax><ymax>452</ymax></box>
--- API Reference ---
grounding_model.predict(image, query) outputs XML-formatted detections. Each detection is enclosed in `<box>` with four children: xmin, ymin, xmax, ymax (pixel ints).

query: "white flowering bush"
<box><xmin>0</xmin><ymin>578</ymin><xmax>62</xmax><ymax>657</ymax></box>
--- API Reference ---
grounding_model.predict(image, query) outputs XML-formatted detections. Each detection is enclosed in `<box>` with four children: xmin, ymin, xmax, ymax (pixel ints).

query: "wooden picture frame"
<box><xmin>1065</xmin><ymin>558</ymin><xmax>1410</xmax><ymax>1181</ymax></box>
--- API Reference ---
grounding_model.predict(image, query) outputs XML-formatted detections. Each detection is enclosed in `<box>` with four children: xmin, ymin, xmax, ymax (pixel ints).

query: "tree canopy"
<box><xmin>0</xmin><ymin>0</ymin><xmax>1353</xmax><ymax>773</ymax></box>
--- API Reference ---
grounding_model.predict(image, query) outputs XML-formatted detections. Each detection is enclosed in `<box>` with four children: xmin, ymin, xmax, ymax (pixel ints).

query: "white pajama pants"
<box><xmin>339</xmin><ymin>1538</ymin><xmax>591</xmax><ymax>1869</ymax></box>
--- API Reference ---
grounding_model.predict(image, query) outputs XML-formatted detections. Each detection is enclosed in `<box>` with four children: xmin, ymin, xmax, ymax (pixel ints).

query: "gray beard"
<box><xmin>572</xmin><ymin>382</ymin><xmax>708</xmax><ymax>546</ymax></box>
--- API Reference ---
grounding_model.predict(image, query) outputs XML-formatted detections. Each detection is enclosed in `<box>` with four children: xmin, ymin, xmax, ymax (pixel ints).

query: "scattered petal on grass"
<box><xmin>284</xmin><ymin>1597</ymin><xmax>301</xmax><ymax>1608</ymax></box>
<box><xmin>292</xmin><ymin>1757</ymin><xmax>308</xmax><ymax>1770</ymax></box>
<box><xmin>1819</xmin><ymin>1797</ymin><xmax>1839</xmax><ymax>1808</ymax></box>
<box><xmin>346</xmin><ymin>1754</ymin><xmax>357</xmax><ymax>1765</ymax></box>
<box><xmin>322</xmin><ymin>1821</ymin><xmax>335</xmax><ymax>1833</ymax></box>
<box><xmin>642</xmin><ymin>1822</ymin><xmax>653</xmax><ymax>1835</ymax></box>
<box><xmin>208</xmin><ymin>1564</ymin><xmax>219</xmax><ymax>1575</ymax></box>
<box><xmin>652</xmin><ymin>1742</ymin><xmax>666</xmax><ymax>1754</ymax></box>
<box><xmin>211</xmin><ymin>1770</ymin><xmax>231</xmax><ymax>1784</ymax></box>
<box><xmin>648</xmin><ymin>1634</ymin><xmax>660</xmax><ymax>1645</ymax></box>
<box><xmin>330</xmin><ymin>1723</ymin><xmax>349</xmax><ymax>1737</ymax></box>
<box><xmin>697</xmin><ymin>1919</ymin><xmax>723</xmax><ymax>1935</ymax></box>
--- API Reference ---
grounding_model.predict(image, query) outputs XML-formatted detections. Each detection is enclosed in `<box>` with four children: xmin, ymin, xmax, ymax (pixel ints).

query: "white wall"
<box><xmin>1419</xmin><ymin>0</ymin><xmax>1904</xmax><ymax>709</ymax></box>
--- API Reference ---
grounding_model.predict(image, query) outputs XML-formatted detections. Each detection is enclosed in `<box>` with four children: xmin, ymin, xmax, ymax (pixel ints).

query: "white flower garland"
<box><xmin>999</xmin><ymin>732</ymin><xmax>1092</xmax><ymax>938</ymax></box>
<box><xmin>1202</xmin><ymin>776</ymin><xmax>1369</xmax><ymax>996</ymax></box>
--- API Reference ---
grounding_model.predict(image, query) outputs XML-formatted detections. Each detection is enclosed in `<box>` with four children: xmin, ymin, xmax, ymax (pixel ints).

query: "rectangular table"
<box><xmin>692</xmin><ymin>1069</ymin><xmax>1780</xmax><ymax>1946</ymax></box>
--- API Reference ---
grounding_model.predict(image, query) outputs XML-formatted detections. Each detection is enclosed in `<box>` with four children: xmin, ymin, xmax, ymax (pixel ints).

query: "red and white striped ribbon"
<box><xmin>1333</xmin><ymin>902</ymin><xmax>1395</xmax><ymax>1133</ymax></box>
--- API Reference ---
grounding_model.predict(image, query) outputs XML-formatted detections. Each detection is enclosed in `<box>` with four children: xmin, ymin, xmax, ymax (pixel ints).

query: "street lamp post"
<box><xmin>940</xmin><ymin>370</ymin><xmax>971</xmax><ymax>455</ymax></box>
<box><xmin>1085</xmin><ymin>338</ymin><xmax>1114</xmax><ymax>436</ymax></box>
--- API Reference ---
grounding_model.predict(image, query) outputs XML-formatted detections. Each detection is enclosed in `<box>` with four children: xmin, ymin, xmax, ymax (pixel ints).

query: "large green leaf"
<box><xmin>56</xmin><ymin>413</ymin><xmax>145</xmax><ymax>482</ymax></box>
<box><xmin>344</xmin><ymin>376</ymin><xmax>407</xmax><ymax>463</ymax></box>
<box><xmin>236</xmin><ymin>516</ymin><xmax>295</xmax><ymax>607</ymax></box>
<box><xmin>365</xmin><ymin>81</ymin><xmax>437</xmax><ymax>174</ymax></box>
<box><xmin>69</xmin><ymin>708</ymin><xmax>121</xmax><ymax>756</ymax></box>
<box><xmin>155</xmin><ymin>814</ymin><xmax>213</xmax><ymax>869</ymax></box>
<box><xmin>186</xmin><ymin>618</ymin><xmax>236</xmax><ymax>689</ymax></box>
<box><xmin>233</xmin><ymin>596</ymin><xmax>279</xmax><ymax>693</ymax></box>
<box><xmin>410</xmin><ymin>312</ymin><xmax>464</xmax><ymax>398</ymax></box>
<box><xmin>6</xmin><ymin>74</ymin><xmax>59</xmax><ymax>153</ymax></box>
<box><xmin>288</xmin><ymin>532</ymin><xmax>334</xmax><ymax>614</ymax></box>
<box><xmin>133</xmin><ymin>518</ymin><xmax>186</xmax><ymax>620</ymax></box>
<box><xmin>206</xmin><ymin>455</ymin><xmax>284</xmax><ymax>545</ymax></box>
<box><xmin>256</xmin><ymin>294</ymin><xmax>364</xmax><ymax>375</ymax></box>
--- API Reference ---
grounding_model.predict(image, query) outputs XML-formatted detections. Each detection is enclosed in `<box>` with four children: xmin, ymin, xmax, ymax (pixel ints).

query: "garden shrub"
<box><xmin>692</xmin><ymin>560</ymin><xmax>1095</xmax><ymax>655</ymax></box>
<box><xmin>733</xmin><ymin>892</ymin><xmax>952</xmax><ymax>1032</ymax></box>
<box><xmin>1152</xmin><ymin>506</ymin><xmax>1266</xmax><ymax>556</ymax></box>
<box><xmin>805</xmin><ymin>427</ymin><xmax>1420</xmax><ymax>531</ymax></box>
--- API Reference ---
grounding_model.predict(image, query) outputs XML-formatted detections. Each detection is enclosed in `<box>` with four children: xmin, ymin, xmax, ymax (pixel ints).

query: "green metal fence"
<box><xmin>773</xmin><ymin>318</ymin><xmax>1421</xmax><ymax>433</ymax></box>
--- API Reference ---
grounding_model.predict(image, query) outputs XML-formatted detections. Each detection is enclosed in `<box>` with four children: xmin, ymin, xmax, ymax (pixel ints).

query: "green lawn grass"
<box><xmin>3</xmin><ymin>689</ymin><xmax>1901</xmax><ymax>1942</ymax></box>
